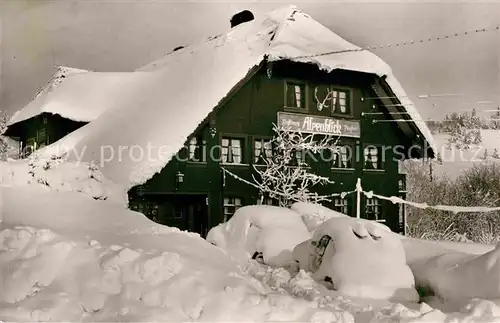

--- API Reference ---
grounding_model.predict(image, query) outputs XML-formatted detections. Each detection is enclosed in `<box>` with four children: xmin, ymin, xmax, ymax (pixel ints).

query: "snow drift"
<box><xmin>3</xmin><ymin>188</ymin><xmax>500</xmax><ymax>321</ymax></box>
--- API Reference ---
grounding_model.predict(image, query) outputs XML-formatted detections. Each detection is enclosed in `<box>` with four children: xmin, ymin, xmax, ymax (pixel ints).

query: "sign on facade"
<box><xmin>277</xmin><ymin>112</ymin><xmax>360</xmax><ymax>137</ymax></box>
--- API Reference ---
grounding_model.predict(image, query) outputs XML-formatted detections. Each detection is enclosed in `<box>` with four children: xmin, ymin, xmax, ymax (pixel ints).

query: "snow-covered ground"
<box><xmin>3</xmin><ymin>158</ymin><xmax>500</xmax><ymax>322</ymax></box>
<box><xmin>432</xmin><ymin>129</ymin><xmax>500</xmax><ymax>179</ymax></box>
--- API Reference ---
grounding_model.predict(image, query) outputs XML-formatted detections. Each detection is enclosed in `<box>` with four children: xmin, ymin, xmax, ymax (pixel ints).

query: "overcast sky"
<box><xmin>1</xmin><ymin>0</ymin><xmax>499</xmax><ymax>121</ymax></box>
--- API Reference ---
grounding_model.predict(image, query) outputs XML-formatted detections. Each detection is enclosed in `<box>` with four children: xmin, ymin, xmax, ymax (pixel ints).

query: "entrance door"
<box><xmin>165</xmin><ymin>195</ymin><xmax>208</xmax><ymax>237</ymax></box>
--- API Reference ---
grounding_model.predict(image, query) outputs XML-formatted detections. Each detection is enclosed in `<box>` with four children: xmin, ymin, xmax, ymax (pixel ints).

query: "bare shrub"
<box><xmin>405</xmin><ymin>161</ymin><xmax>500</xmax><ymax>243</ymax></box>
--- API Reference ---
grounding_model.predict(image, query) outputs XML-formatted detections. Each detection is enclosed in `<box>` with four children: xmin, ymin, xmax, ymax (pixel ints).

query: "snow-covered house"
<box><xmin>4</xmin><ymin>5</ymin><xmax>435</xmax><ymax>236</ymax></box>
<box><xmin>4</xmin><ymin>66</ymin><xmax>107</xmax><ymax>157</ymax></box>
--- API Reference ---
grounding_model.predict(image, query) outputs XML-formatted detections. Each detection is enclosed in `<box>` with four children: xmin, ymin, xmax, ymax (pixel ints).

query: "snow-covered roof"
<box><xmin>39</xmin><ymin>5</ymin><xmax>436</xmax><ymax>189</ymax></box>
<box><xmin>7</xmin><ymin>66</ymin><xmax>100</xmax><ymax>126</ymax></box>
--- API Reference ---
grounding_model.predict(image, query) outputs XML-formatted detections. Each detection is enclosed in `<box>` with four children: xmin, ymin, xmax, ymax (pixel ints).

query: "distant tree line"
<box><xmin>426</xmin><ymin>107</ymin><xmax>500</xmax><ymax>149</ymax></box>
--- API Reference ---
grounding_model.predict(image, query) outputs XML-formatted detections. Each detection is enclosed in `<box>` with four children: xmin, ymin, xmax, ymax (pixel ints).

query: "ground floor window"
<box><xmin>257</xmin><ymin>194</ymin><xmax>279</xmax><ymax>206</ymax></box>
<box><xmin>333</xmin><ymin>197</ymin><xmax>349</xmax><ymax>215</ymax></box>
<box><xmin>398</xmin><ymin>195</ymin><xmax>406</xmax><ymax>233</ymax></box>
<box><xmin>129</xmin><ymin>201</ymin><xmax>160</xmax><ymax>223</ymax></box>
<box><xmin>223</xmin><ymin>196</ymin><xmax>243</xmax><ymax>222</ymax></box>
<box><xmin>365</xmin><ymin>197</ymin><xmax>383</xmax><ymax>221</ymax></box>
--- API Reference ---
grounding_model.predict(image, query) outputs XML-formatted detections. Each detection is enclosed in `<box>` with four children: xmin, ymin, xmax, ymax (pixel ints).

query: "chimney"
<box><xmin>230</xmin><ymin>10</ymin><xmax>254</xmax><ymax>28</ymax></box>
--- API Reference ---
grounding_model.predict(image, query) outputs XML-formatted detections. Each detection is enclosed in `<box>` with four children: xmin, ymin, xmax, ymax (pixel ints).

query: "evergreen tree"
<box><xmin>472</xmin><ymin>128</ymin><xmax>482</xmax><ymax>145</ymax></box>
<box><xmin>492</xmin><ymin>107</ymin><xmax>500</xmax><ymax>130</ymax></box>
<box><xmin>493</xmin><ymin>148</ymin><xmax>500</xmax><ymax>159</ymax></box>
<box><xmin>436</xmin><ymin>152</ymin><xmax>443</xmax><ymax>165</ymax></box>
<box><xmin>483</xmin><ymin>149</ymin><xmax>489</xmax><ymax>160</ymax></box>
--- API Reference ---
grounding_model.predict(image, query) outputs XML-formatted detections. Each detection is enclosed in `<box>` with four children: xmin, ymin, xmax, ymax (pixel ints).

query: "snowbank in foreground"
<box><xmin>0</xmin><ymin>186</ymin><xmax>344</xmax><ymax>322</ymax></box>
<box><xmin>3</xmin><ymin>189</ymin><xmax>500</xmax><ymax>322</ymax></box>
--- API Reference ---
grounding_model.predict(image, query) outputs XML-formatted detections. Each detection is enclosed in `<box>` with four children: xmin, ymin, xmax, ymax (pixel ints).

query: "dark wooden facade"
<box><xmin>128</xmin><ymin>61</ymin><xmax>425</xmax><ymax>236</ymax></box>
<box><xmin>4</xmin><ymin>113</ymin><xmax>86</xmax><ymax>158</ymax></box>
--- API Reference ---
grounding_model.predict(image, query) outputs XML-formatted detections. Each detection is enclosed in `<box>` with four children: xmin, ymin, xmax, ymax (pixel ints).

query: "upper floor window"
<box><xmin>188</xmin><ymin>136</ymin><xmax>206</xmax><ymax>162</ymax></box>
<box><xmin>285</xmin><ymin>81</ymin><xmax>306</xmax><ymax>109</ymax></box>
<box><xmin>364</xmin><ymin>145</ymin><xmax>383</xmax><ymax>170</ymax></box>
<box><xmin>332</xmin><ymin>145</ymin><xmax>353</xmax><ymax>169</ymax></box>
<box><xmin>221</xmin><ymin>137</ymin><xmax>243</xmax><ymax>164</ymax></box>
<box><xmin>223</xmin><ymin>196</ymin><xmax>243</xmax><ymax>222</ymax></box>
<box><xmin>332</xmin><ymin>89</ymin><xmax>350</xmax><ymax>115</ymax></box>
<box><xmin>254</xmin><ymin>139</ymin><xmax>273</xmax><ymax>164</ymax></box>
<box><xmin>314</xmin><ymin>86</ymin><xmax>351</xmax><ymax>115</ymax></box>
<box><xmin>365</xmin><ymin>198</ymin><xmax>383</xmax><ymax>221</ymax></box>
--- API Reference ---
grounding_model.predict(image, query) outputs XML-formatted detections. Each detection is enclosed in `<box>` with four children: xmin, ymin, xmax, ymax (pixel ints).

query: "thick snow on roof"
<box><xmin>7</xmin><ymin>66</ymin><xmax>94</xmax><ymax>126</ymax></box>
<box><xmin>40</xmin><ymin>5</ymin><xmax>435</xmax><ymax>189</ymax></box>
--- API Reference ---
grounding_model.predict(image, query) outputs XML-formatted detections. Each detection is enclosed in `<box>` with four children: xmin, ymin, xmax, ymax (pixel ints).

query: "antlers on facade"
<box><xmin>314</xmin><ymin>86</ymin><xmax>333</xmax><ymax>112</ymax></box>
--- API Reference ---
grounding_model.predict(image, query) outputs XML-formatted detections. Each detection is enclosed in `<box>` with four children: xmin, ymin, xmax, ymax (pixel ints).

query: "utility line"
<box><xmin>292</xmin><ymin>24</ymin><xmax>499</xmax><ymax>60</ymax></box>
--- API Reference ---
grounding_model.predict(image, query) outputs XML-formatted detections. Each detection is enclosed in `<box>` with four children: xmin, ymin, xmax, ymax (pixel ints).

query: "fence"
<box><xmin>222</xmin><ymin>167</ymin><xmax>500</xmax><ymax>228</ymax></box>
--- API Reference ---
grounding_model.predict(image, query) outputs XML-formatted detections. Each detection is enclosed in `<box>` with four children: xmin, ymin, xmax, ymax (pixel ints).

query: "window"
<box><xmin>221</xmin><ymin>137</ymin><xmax>243</xmax><ymax>164</ymax></box>
<box><xmin>364</xmin><ymin>145</ymin><xmax>383</xmax><ymax>170</ymax></box>
<box><xmin>398</xmin><ymin>198</ymin><xmax>406</xmax><ymax>228</ymax></box>
<box><xmin>332</xmin><ymin>145</ymin><xmax>353</xmax><ymax>169</ymax></box>
<box><xmin>37</xmin><ymin>128</ymin><xmax>47</xmax><ymax>146</ymax></box>
<box><xmin>188</xmin><ymin>136</ymin><xmax>206</xmax><ymax>162</ymax></box>
<box><xmin>332</xmin><ymin>89</ymin><xmax>350</xmax><ymax>115</ymax></box>
<box><xmin>365</xmin><ymin>198</ymin><xmax>383</xmax><ymax>221</ymax></box>
<box><xmin>257</xmin><ymin>194</ymin><xmax>279</xmax><ymax>206</ymax></box>
<box><xmin>254</xmin><ymin>139</ymin><xmax>273</xmax><ymax>164</ymax></box>
<box><xmin>223</xmin><ymin>197</ymin><xmax>242</xmax><ymax>221</ymax></box>
<box><xmin>292</xmin><ymin>148</ymin><xmax>305</xmax><ymax>166</ymax></box>
<box><xmin>398</xmin><ymin>177</ymin><xmax>406</xmax><ymax>192</ymax></box>
<box><xmin>285</xmin><ymin>82</ymin><xmax>306</xmax><ymax>109</ymax></box>
<box><xmin>333</xmin><ymin>198</ymin><xmax>349</xmax><ymax>215</ymax></box>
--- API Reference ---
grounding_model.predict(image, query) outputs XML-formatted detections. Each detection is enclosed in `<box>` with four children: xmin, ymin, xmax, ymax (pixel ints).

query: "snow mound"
<box><xmin>298</xmin><ymin>217</ymin><xmax>418</xmax><ymax>302</ymax></box>
<box><xmin>411</xmin><ymin>243</ymin><xmax>500</xmax><ymax>301</ymax></box>
<box><xmin>207</xmin><ymin>205</ymin><xmax>311</xmax><ymax>267</ymax></box>
<box><xmin>0</xmin><ymin>156</ymin><xmax>126</xmax><ymax>205</ymax></box>
<box><xmin>290</xmin><ymin>202</ymin><xmax>348</xmax><ymax>232</ymax></box>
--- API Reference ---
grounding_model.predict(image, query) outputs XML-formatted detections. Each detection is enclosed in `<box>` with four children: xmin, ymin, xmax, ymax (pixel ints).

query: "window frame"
<box><xmin>331</xmin><ymin>143</ymin><xmax>355</xmax><ymax>170</ymax></box>
<box><xmin>284</xmin><ymin>79</ymin><xmax>308</xmax><ymax>112</ymax></box>
<box><xmin>223</xmin><ymin>196</ymin><xmax>243</xmax><ymax>222</ymax></box>
<box><xmin>330</xmin><ymin>87</ymin><xmax>353</xmax><ymax>117</ymax></box>
<box><xmin>220</xmin><ymin>135</ymin><xmax>246</xmax><ymax>165</ymax></box>
<box><xmin>363</xmin><ymin>144</ymin><xmax>385</xmax><ymax>171</ymax></box>
<box><xmin>187</xmin><ymin>135</ymin><xmax>207</xmax><ymax>163</ymax></box>
<box><xmin>253</xmin><ymin>137</ymin><xmax>274</xmax><ymax>165</ymax></box>
<box><xmin>313</xmin><ymin>84</ymin><xmax>353</xmax><ymax>117</ymax></box>
<box><xmin>365</xmin><ymin>197</ymin><xmax>384</xmax><ymax>222</ymax></box>
<box><xmin>333</xmin><ymin>197</ymin><xmax>350</xmax><ymax>215</ymax></box>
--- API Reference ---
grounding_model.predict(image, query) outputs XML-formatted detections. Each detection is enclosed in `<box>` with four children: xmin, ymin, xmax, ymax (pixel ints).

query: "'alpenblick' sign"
<box><xmin>277</xmin><ymin>112</ymin><xmax>361</xmax><ymax>138</ymax></box>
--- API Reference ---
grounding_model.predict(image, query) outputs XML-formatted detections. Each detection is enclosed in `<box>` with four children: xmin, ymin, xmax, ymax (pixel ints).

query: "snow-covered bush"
<box><xmin>0</xmin><ymin>109</ymin><xmax>8</xmax><ymax>160</ymax></box>
<box><xmin>252</xmin><ymin>125</ymin><xmax>338</xmax><ymax>207</ymax></box>
<box><xmin>0</xmin><ymin>155</ymin><xmax>127</xmax><ymax>205</ymax></box>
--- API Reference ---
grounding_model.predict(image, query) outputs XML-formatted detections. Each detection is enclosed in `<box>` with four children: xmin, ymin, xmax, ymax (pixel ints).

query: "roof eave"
<box><xmin>376</xmin><ymin>76</ymin><xmax>435</xmax><ymax>159</ymax></box>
